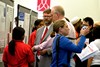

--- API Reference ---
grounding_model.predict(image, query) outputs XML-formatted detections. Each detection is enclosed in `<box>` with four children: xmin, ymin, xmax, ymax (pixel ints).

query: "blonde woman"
<box><xmin>50</xmin><ymin>20</ymin><xmax>89</xmax><ymax>67</ymax></box>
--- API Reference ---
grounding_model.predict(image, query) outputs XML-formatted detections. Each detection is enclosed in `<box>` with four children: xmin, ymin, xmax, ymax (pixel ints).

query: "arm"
<box><xmin>87</xmin><ymin>57</ymin><xmax>93</xmax><ymax>67</ymax></box>
<box><xmin>62</xmin><ymin>26</ymin><xmax>89</xmax><ymax>52</ymax></box>
<box><xmin>28</xmin><ymin>31</ymin><xmax>36</xmax><ymax>47</ymax></box>
<box><xmin>32</xmin><ymin>36</ymin><xmax>54</xmax><ymax>51</ymax></box>
<box><xmin>60</xmin><ymin>35</ymin><xmax>86</xmax><ymax>53</ymax></box>
<box><xmin>27</xmin><ymin>46</ymin><xmax>35</xmax><ymax>67</ymax></box>
<box><xmin>40</xmin><ymin>47</ymin><xmax>52</xmax><ymax>56</ymax></box>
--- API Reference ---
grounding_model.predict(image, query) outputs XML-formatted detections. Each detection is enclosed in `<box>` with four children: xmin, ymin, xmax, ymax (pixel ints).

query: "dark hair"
<box><xmin>8</xmin><ymin>27</ymin><xmax>25</xmax><ymax>56</ymax></box>
<box><xmin>32</xmin><ymin>19</ymin><xmax>43</xmax><ymax>32</ymax></box>
<box><xmin>15</xmin><ymin>17</ymin><xmax>18</xmax><ymax>27</ymax></box>
<box><xmin>74</xmin><ymin>19</ymin><xmax>82</xmax><ymax>34</ymax></box>
<box><xmin>43</xmin><ymin>8</ymin><xmax>51</xmax><ymax>14</ymax></box>
<box><xmin>92</xmin><ymin>25</ymin><xmax>100</xmax><ymax>39</ymax></box>
<box><xmin>83</xmin><ymin>17</ymin><xmax>94</xmax><ymax>28</ymax></box>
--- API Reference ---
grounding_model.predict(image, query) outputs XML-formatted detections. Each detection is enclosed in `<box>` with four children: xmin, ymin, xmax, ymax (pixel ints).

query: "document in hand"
<box><xmin>76</xmin><ymin>42</ymin><xmax>99</xmax><ymax>62</ymax></box>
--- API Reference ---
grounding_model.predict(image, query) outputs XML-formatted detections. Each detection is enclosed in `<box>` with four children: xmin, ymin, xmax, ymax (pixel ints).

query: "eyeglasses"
<box><xmin>43</xmin><ymin>16</ymin><xmax>52</xmax><ymax>18</ymax></box>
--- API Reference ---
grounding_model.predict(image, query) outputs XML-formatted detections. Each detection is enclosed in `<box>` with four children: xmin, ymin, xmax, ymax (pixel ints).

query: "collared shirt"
<box><xmin>41</xmin><ymin>22</ymin><xmax>53</xmax><ymax>38</ymax></box>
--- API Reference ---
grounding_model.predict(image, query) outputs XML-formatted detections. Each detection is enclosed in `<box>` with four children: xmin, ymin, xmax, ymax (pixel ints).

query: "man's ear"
<box><xmin>89</xmin><ymin>25</ymin><xmax>92</xmax><ymax>29</ymax></box>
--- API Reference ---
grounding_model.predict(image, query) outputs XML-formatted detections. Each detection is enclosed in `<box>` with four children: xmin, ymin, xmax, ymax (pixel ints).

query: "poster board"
<box><xmin>29</xmin><ymin>10</ymin><xmax>38</xmax><ymax>35</ymax></box>
<box><xmin>0</xmin><ymin>0</ymin><xmax>14</xmax><ymax>65</ymax></box>
<box><xmin>17</xmin><ymin>4</ymin><xmax>31</xmax><ymax>44</ymax></box>
<box><xmin>0</xmin><ymin>1</ymin><xmax>6</xmax><ymax>55</ymax></box>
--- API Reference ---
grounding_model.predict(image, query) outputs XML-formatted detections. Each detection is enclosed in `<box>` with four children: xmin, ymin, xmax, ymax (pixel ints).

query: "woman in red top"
<box><xmin>28</xmin><ymin>19</ymin><xmax>44</xmax><ymax>47</ymax></box>
<box><xmin>2</xmin><ymin>27</ymin><xmax>35</xmax><ymax>67</ymax></box>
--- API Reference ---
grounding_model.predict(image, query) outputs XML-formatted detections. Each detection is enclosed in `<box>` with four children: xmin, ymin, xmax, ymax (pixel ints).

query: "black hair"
<box><xmin>8</xmin><ymin>27</ymin><xmax>25</xmax><ymax>56</ymax></box>
<box><xmin>83</xmin><ymin>17</ymin><xmax>94</xmax><ymax>28</ymax></box>
<box><xmin>43</xmin><ymin>8</ymin><xmax>51</xmax><ymax>14</ymax></box>
<box><xmin>32</xmin><ymin>19</ymin><xmax>43</xmax><ymax>32</ymax></box>
<box><xmin>15</xmin><ymin>17</ymin><xmax>18</xmax><ymax>27</ymax></box>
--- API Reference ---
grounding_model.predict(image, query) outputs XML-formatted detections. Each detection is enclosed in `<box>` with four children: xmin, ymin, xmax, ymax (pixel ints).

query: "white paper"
<box><xmin>76</xmin><ymin>42</ymin><xmax>99</xmax><ymax>62</ymax></box>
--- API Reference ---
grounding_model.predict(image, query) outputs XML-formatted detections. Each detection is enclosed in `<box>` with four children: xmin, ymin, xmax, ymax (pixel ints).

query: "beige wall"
<box><xmin>14</xmin><ymin>0</ymin><xmax>100</xmax><ymax>22</ymax></box>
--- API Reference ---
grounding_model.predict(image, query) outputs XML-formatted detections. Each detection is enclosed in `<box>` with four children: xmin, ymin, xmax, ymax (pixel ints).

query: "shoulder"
<box><xmin>93</xmin><ymin>39</ymin><xmax>100</xmax><ymax>47</ymax></box>
<box><xmin>55</xmin><ymin>35</ymin><xmax>69</xmax><ymax>41</ymax></box>
<box><xmin>23</xmin><ymin>43</ymin><xmax>31</xmax><ymax>48</ymax></box>
<box><xmin>17</xmin><ymin>42</ymin><xmax>31</xmax><ymax>49</ymax></box>
<box><xmin>30</xmin><ymin>30</ymin><xmax>36</xmax><ymax>36</ymax></box>
<box><xmin>37</xmin><ymin>26</ymin><xmax>45</xmax><ymax>31</ymax></box>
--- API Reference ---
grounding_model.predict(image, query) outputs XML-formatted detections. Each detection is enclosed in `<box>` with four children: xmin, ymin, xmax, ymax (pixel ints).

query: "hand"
<box><xmin>40</xmin><ymin>49</ymin><xmax>47</xmax><ymax>55</ymax></box>
<box><xmin>31</xmin><ymin>47</ymin><xmax>36</xmax><ymax>52</ymax></box>
<box><xmin>80</xmin><ymin>26</ymin><xmax>90</xmax><ymax>36</ymax></box>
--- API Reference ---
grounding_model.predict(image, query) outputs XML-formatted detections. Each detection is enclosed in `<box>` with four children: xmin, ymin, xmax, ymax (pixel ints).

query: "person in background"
<box><xmin>28</xmin><ymin>19</ymin><xmax>44</xmax><ymax>47</ymax></box>
<box><xmin>93</xmin><ymin>22</ymin><xmax>100</xmax><ymax>27</ymax></box>
<box><xmin>2</xmin><ymin>27</ymin><xmax>35</xmax><ymax>67</ymax></box>
<box><xmin>13</xmin><ymin>17</ymin><xmax>18</xmax><ymax>29</ymax></box>
<box><xmin>75</xmin><ymin>17</ymin><xmax>94</xmax><ymax>67</ymax></box>
<box><xmin>70</xmin><ymin>16</ymin><xmax>82</xmax><ymax>39</ymax></box>
<box><xmin>70</xmin><ymin>17</ymin><xmax>83</xmax><ymax>65</ymax></box>
<box><xmin>50</xmin><ymin>20</ymin><xmax>89</xmax><ymax>67</ymax></box>
<box><xmin>82</xmin><ymin>17</ymin><xmax>94</xmax><ymax>43</ymax></box>
<box><xmin>87</xmin><ymin>25</ymin><xmax>100</xmax><ymax>67</ymax></box>
<box><xmin>32</xmin><ymin>19</ymin><xmax>44</xmax><ymax>32</ymax></box>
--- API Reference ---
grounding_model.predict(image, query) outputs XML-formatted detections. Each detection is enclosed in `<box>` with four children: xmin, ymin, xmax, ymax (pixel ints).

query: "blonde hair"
<box><xmin>50</xmin><ymin>20</ymin><xmax>66</xmax><ymax>37</ymax></box>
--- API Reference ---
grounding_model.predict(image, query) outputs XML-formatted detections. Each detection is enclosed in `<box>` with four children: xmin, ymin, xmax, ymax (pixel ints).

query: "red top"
<box><xmin>28</xmin><ymin>30</ymin><xmax>36</xmax><ymax>48</ymax></box>
<box><xmin>2</xmin><ymin>41</ymin><xmax>35</xmax><ymax>67</ymax></box>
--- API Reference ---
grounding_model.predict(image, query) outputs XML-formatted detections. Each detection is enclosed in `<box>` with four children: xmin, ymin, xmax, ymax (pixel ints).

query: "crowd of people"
<box><xmin>2</xmin><ymin>5</ymin><xmax>100</xmax><ymax>67</ymax></box>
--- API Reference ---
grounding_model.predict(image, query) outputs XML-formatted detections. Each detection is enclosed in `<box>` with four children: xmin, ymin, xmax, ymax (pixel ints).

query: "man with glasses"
<box><xmin>32</xmin><ymin>8</ymin><xmax>53</xmax><ymax>67</ymax></box>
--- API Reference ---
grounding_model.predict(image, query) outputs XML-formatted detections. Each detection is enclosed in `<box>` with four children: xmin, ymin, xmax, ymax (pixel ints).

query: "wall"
<box><xmin>14</xmin><ymin>0</ymin><xmax>100</xmax><ymax>22</ymax></box>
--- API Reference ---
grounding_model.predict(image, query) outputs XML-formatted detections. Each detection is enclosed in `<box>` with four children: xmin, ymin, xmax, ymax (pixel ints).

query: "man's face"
<box><xmin>51</xmin><ymin>9</ymin><xmax>58</xmax><ymax>22</ymax></box>
<box><xmin>43</xmin><ymin>13</ymin><xmax>52</xmax><ymax>25</ymax></box>
<box><xmin>82</xmin><ymin>21</ymin><xmax>92</xmax><ymax>30</ymax></box>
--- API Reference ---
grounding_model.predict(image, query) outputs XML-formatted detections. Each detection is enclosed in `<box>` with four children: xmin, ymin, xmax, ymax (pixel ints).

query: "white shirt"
<box><xmin>62</xmin><ymin>18</ymin><xmax>76</xmax><ymax>43</ymax></box>
<box><xmin>91</xmin><ymin>39</ymin><xmax>100</xmax><ymax>66</ymax></box>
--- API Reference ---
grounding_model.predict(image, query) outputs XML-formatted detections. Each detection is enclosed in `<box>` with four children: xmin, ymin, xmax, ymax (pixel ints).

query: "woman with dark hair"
<box><xmin>28</xmin><ymin>19</ymin><xmax>44</xmax><ymax>47</ymax></box>
<box><xmin>32</xmin><ymin>19</ymin><xmax>44</xmax><ymax>32</ymax></box>
<box><xmin>2</xmin><ymin>27</ymin><xmax>35</xmax><ymax>67</ymax></box>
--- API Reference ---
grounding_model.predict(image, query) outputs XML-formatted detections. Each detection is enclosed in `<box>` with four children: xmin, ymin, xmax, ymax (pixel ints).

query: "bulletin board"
<box><xmin>17</xmin><ymin>4</ymin><xmax>31</xmax><ymax>44</ymax></box>
<box><xmin>29</xmin><ymin>10</ymin><xmax>38</xmax><ymax>35</ymax></box>
<box><xmin>0</xmin><ymin>0</ymin><xmax>6</xmax><ymax>54</ymax></box>
<box><xmin>0</xmin><ymin>0</ymin><xmax>14</xmax><ymax>65</ymax></box>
